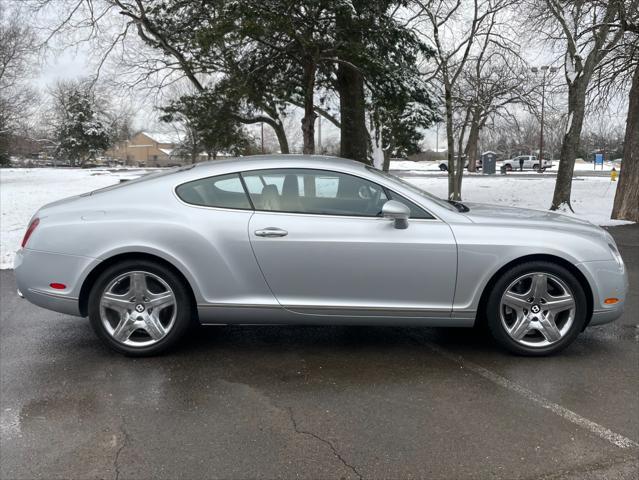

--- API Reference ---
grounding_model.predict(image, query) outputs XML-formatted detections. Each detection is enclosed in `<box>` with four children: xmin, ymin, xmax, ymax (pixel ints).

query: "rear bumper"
<box><xmin>577</xmin><ymin>259</ymin><xmax>629</xmax><ymax>327</ymax></box>
<box><xmin>14</xmin><ymin>248</ymin><xmax>98</xmax><ymax>317</ymax></box>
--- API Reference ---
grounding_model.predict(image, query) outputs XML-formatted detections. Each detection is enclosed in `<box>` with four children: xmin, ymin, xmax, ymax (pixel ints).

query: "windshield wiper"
<box><xmin>447</xmin><ymin>200</ymin><xmax>470</xmax><ymax>212</ymax></box>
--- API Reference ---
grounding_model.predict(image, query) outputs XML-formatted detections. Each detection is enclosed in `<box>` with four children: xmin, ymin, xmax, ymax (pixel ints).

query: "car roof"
<box><xmin>185</xmin><ymin>154</ymin><xmax>369</xmax><ymax>175</ymax></box>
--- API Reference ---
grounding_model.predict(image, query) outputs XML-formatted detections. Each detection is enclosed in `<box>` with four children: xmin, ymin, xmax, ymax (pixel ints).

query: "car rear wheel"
<box><xmin>88</xmin><ymin>260</ymin><xmax>192</xmax><ymax>356</ymax></box>
<box><xmin>486</xmin><ymin>261</ymin><xmax>587</xmax><ymax>356</ymax></box>
<box><xmin>505</xmin><ymin>164</ymin><xmax>513</xmax><ymax>171</ymax></box>
<box><xmin>439</xmin><ymin>163</ymin><xmax>448</xmax><ymax>171</ymax></box>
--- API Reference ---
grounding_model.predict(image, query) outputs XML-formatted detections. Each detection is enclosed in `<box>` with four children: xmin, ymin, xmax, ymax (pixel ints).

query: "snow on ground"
<box><xmin>390</xmin><ymin>160</ymin><xmax>444</xmax><ymax>172</ymax></box>
<box><xmin>573</xmin><ymin>160</ymin><xmax>620</xmax><ymax>172</ymax></box>
<box><xmin>404</xmin><ymin>175</ymin><xmax>630</xmax><ymax>228</ymax></box>
<box><xmin>0</xmin><ymin>167</ymin><xmax>632</xmax><ymax>269</ymax></box>
<box><xmin>390</xmin><ymin>159</ymin><xmax>621</xmax><ymax>173</ymax></box>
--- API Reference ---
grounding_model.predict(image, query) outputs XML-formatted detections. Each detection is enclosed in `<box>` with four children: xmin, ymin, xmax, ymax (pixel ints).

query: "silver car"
<box><xmin>15</xmin><ymin>155</ymin><xmax>627</xmax><ymax>356</ymax></box>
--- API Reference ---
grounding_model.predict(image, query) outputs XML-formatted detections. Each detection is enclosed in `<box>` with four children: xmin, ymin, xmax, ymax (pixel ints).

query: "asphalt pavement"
<box><xmin>1</xmin><ymin>225</ymin><xmax>637</xmax><ymax>479</ymax></box>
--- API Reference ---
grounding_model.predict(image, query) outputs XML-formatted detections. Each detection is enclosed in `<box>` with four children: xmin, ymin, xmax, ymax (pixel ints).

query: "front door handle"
<box><xmin>254</xmin><ymin>227</ymin><xmax>288</xmax><ymax>238</ymax></box>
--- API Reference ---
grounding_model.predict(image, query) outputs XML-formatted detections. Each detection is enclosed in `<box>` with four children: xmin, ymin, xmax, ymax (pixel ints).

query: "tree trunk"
<box><xmin>382</xmin><ymin>140</ymin><xmax>394</xmax><ymax>172</ymax></box>
<box><xmin>336</xmin><ymin>5</ymin><xmax>369</xmax><ymax>164</ymax></box>
<box><xmin>444</xmin><ymin>85</ymin><xmax>458</xmax><ymax>200</ymax></box>
<box><xmin>270</xmin><ymin>120</ymin><xmax>289</xmax><ymax>154</ymax></box>
<box><xmin>550</xmin><ymin>79</ymin><xmax>587</xmax><ymax>211</ymax></box>
<box><xmin>301</xmin><ymin>59</ymin><xmax>317</xmax><ymax>155</ymax></box>
<box><xmin>465</xmin><ymin>112</ymin><xmax>481</xmax><ymax>173</ymax></box>
<box><xmin>611</xmin><ymin>61</ymin><xmax>639</xmax><ymax>222</ymax></box>
<box><xmin>455</xmin><ymin>114</ymin><xmax>469</xmax><ymax>199</ymax></box>
<box><xmin>338</xmin><ymin>63</ymin><xmax>369</xmax><ymax>163</ymax></box>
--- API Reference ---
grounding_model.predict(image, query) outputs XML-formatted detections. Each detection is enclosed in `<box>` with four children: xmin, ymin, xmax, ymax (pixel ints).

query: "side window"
<box><xmin>242</xmin><ymin>169</ymin><xmax>388</xmax><ymax>217</ymax></box>
<box><xmin>386</xmin><ymin>190</ymin><xmax>434</xmax><ymax>219</ymax></box>
<box><xmin>176</xmin><ymin>173</ymin><xmax>251</xmax><ymax>209</ymax></box>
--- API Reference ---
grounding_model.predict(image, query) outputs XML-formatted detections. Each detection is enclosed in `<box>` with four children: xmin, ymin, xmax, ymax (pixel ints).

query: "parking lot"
<box><xmin>1</xmin><ymin>224</ymin><xmax>637</xmax><ymax>479</ymax></box>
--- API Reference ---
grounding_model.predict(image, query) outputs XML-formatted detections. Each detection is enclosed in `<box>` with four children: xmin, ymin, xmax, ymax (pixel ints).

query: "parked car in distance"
<box><xmin>438</xmin><ymin>159</ymin><xmax>482</xmax><ymax>171</ymax></box>
<box><xmin>502</xmin><ymin>155</ymin><xmax>553</xmax><ymax>171</ymax></box>
<box><xmin>15</xmin><ymin>155</ymin><xmax>627</xmax><ymax>357</ymax></box>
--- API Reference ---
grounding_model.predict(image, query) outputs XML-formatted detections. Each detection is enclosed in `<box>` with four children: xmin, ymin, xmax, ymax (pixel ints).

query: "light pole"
<box><xmin>531</xmin><ymin>65</ymin><xmax>557</xmax><ymax>172</ymax></box>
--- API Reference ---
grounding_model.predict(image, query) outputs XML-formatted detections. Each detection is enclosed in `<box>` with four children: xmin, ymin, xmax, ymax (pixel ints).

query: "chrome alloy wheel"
<box><xmin>499</xmin><ymin>272</ymin><xmax>576</xmax><ymax>348</ymax></box>
<box><xmin>99</xmin><ymin>271</ymin><xmax>177</xmax><ymax>347</ymax></box>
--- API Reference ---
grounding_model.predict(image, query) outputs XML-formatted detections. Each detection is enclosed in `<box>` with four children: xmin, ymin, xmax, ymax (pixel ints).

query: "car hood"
<box><xmin>460</xmin><ymin>202</ymin><xmax>604</xmax><ymax>236</ymax></box>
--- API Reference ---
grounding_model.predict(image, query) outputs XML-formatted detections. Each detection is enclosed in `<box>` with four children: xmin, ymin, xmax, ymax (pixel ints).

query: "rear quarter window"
<box><xmin>176</xmin><ymin>173</ymin><xmax>252</xmax><ymax>210</ymax></box>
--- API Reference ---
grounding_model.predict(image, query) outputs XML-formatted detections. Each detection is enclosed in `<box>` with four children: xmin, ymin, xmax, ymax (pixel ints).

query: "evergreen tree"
<box><xmin>54</xmin><ymin>87</ymin><xmax>110</xmax><ymax>166</ymax></box>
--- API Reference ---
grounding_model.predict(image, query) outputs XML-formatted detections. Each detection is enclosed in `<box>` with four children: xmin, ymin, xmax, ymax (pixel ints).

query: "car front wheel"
<box><xmin>88</xmin><ymin>260</ymin><xmax>192</xmax><ymax>356</ymax></box>
<box><xmin>486</xmin><ymin>261</ymin><xmax>587</xmax><ymax>356</ymax></box>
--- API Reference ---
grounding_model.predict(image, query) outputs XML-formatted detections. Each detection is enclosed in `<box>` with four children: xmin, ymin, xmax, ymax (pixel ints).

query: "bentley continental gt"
<box><xmin>15</xmin><ymin>156</ymin><xmax>628</xmax><ymax>356</ymax></box>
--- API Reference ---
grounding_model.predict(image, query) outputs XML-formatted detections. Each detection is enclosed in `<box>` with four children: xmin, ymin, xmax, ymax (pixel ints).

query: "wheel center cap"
<box><xmin>134</xmin><ymin>303</ymin><xmax>145</xmax><ymax>313</ymax></box>
<box><xmin>531</xmin><ymin>304</ymin><xmax>541</xmax><ymax>314</ymax></box>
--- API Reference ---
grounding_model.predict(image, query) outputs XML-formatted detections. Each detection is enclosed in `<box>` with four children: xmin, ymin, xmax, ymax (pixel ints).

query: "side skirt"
<box><xmin>197</xmin><ymin>304</ymin><xmax>475</xmax><ymax>327</ymax></box>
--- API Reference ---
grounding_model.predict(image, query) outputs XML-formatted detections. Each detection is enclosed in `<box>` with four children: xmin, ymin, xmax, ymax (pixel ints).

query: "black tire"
<box><xmin>88</xmin><ymin>259</ymin><xmax>193</xmax><ymax>356</ymax></box>
<box><xmin>485</xmin><ymin>261</ymin><xmax>588</xmax><ymax>356</ymax></box>
<box><xmin>439</xmin><ymin>164</ymin><xmax>448</xmax><ymax>171</ymax></box>
<box><xmin>532</xmin><ymin>163</ymin><xmax>539</xmax><ymax>170</ymax></box>
<box><xmin>505</xmin><ymin>164</ymin><xmax>513</xmax><ymax>171</ymax></box>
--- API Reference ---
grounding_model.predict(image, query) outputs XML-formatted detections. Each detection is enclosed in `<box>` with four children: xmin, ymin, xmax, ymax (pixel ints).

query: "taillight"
<box><xmin>21</xmin><ymin>218</ymin><xmax>40</xmax><ymax>248</ymax></box>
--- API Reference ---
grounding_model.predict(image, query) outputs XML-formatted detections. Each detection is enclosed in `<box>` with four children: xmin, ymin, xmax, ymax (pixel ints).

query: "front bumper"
<box><xmin>577</xmin><ymin>259</ymin><xmax>628</xmax><ymax>327</ymax></box>
<box><xmin>14</xmin><ymin>248</ymin><xmax>99</xmax><ymax>317</ymax></box>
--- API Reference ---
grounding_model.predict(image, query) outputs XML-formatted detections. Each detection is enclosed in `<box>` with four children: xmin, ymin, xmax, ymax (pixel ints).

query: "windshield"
<box><xmin>366</xmin><ymin>167</ymin><xmax>458</xmax><ymax>212</ymax></box>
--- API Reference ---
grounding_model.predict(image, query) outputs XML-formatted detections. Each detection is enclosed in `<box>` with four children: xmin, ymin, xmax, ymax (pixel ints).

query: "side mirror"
<box><xmin>382</xmin><ymin>200</ymin><xmax>410</xmax><ymax>229</ymax></box>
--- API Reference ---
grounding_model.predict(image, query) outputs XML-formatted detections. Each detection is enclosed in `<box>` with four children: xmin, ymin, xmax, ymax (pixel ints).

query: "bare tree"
<box><xmin>0</xmin><ymin>4</ymin><xmax>38</xmax><ymax>164</ymax></box>
<box><xmin>456</xmin><ymin>49</ymin><xmax>534</xmax><ymax>172</ymax></box>
<box><xmin>411</xmin><ymin>0</ymin><xmax>515</xmax><ymax>200</ymax></box>
<box><xmin>529</xmin><ymin>0</ymin><xmax>635</xmax><ymax>211</ymax></box>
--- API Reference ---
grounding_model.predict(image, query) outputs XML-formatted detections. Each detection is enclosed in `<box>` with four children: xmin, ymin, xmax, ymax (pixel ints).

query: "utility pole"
<box><xmin>261</xmin><ymin>122</ymin><xmax>264</xmax><ymax>154</ymax></box>
<box><xmin>531</xmin><ymin>65</ymin><xmax>557</xmax><ymax>173</ymax></box>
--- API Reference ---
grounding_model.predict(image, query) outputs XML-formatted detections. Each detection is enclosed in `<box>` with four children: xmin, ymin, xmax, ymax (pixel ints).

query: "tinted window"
<box><xmin>386</xmin><ymin>190</ymin><xmax>434</xmax><ymax>219</ymax></box>
<box><xmin>176</xmin><ymin>173</ymin><xmax>251</xmax><ymax>209</ymax></box>
<box><xmin>242</xmin><ymin>169</ymin><xmax>389</xmax><ymax>217</ymax></box>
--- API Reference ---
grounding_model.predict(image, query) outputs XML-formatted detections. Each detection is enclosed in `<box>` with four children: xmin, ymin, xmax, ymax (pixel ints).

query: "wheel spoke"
<box><xmin>147</xmin><ymin>291</ymin><xmax>175</xmax><ymax>311</ymax></box>
<box><xmin>131</xmin><ymin>272</ymin><xmax>148</xmax><ymax>300</ymax></box>
<box><xmin>142</xmin><ymin>313</ymin><xmax>166</xmax><ymax>340</ymax></box>
<box><xmin>509</xmin><ymin>314</ymin><xmax>531</xmax><ymax>340</ymax></box>
<box><xmin>537</xmin><ymin>313</ymin><xmax>562</xmax><ymax>343</ymax></box>
<box><xmin>531</xmin><ymin>274</ymin><xmax>548</xmax><ymax>300</ymax></box>
<box><xmin>545</xmin><ymin>294</ymin><xmax>575</xmax><ymax>314</ymax></box>
<box><xmin>101</xmin><ymin>292</ymin><xmax>131</xmax><ymax>314</ymax></box>
<box><xmin>112</xmin><ymin>315</ymin><xmax>137</xmax><ymax>343</ymax></box>
<box><xmin>502</xmin><ymin>291</ymin><xmax>530</xmax><ymax>311</ymax></box>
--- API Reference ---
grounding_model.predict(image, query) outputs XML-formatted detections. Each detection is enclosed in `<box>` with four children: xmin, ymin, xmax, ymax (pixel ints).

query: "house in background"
<box><xmin>107</xmin><ymin>131</ymin><xmax>183</xmax><ymax>167</ymax></box>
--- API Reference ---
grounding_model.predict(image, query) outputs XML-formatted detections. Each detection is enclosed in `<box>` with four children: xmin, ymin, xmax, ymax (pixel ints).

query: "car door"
<box><xmin>526</xmin><ymin>156</ymin><xmax>536</xmax><ymax>169</ymax></box>
<box><xmin>242</xmin><ymin>168</ymin><xmax>457</xmax><ymax>318</ymax></box>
